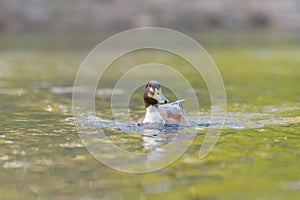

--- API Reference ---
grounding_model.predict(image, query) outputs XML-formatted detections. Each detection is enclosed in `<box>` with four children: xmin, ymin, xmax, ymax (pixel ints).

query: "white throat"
<box><xmin>143</xmin><ymin>105</ymin><xmax>165</xmax><ymax>124</ymax></box>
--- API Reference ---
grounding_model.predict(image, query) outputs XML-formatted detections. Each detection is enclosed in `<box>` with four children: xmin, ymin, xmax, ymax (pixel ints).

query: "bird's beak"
<box><xmin>154</xmin><ymin>87</ymin><xmax>169</xmax><ymax>104</ymax></box>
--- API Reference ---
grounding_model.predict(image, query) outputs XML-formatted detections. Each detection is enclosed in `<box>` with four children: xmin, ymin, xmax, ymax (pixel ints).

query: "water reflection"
<box><xmin>67</xmin><ymin>109</ymin><xmax>300</xmax><ymax>157</ymax></box>
<box><xmin>67</xmin><ymin>114</ymin><xmax>197</xmax><ymax>172</ymax></box>
<box><xmin>141</xmin><ymin>130</ymin><xmax>161</xmax><ymax>151</ymax></box>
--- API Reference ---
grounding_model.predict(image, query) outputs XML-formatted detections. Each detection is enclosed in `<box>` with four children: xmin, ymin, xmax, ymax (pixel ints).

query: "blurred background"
<box><xmin>1</xmin><ymin>0</ymin><xmax>300</xmax><ymax>49</ymax></box>
<box><xmin>0</xmin><ymin>1</ymin><xmax>300</xmax><ymax>199</ymax></box>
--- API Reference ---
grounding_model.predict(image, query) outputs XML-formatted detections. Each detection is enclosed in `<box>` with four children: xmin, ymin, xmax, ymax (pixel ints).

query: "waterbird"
<box><xmin>138</xmin><ymin>80</ymin><xmax>191</xmax><ymax>126</ymax></box>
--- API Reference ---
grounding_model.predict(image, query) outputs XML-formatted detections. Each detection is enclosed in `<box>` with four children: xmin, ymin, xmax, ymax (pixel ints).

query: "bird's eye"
<box><xmin>148</xmin><ymin>84</ymin><xmax>152</xmax><ymax>87</ymax></box>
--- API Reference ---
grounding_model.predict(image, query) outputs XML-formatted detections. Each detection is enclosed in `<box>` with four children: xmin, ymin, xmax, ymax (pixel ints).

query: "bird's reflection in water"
<box><xmin>142</xmin><ymin>129</ymin><xmax>161</xmax><ymax>151</ymax></box>
<box><xmin>141</xmin><ymin>124</ymin><xmax>180</xmax><ymax>152</ymax></box>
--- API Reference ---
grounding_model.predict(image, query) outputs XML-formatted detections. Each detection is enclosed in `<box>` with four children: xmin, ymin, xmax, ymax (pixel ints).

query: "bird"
<box><xmin>138</xmin><ymin>80</ymin><xmax>191</xmax><ymax>126</ymax></box>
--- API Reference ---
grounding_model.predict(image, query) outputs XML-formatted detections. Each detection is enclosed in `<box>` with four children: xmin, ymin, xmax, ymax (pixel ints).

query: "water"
<box><xmin>0</xmin><ymin>48</ymin><xmax>299</xmax><ymax>199</ymax></box>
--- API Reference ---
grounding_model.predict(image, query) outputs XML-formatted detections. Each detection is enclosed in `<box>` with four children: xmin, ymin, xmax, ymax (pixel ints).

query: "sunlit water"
<box><xmin>66</xmin><ymin>108</ymin><xmax>299</xmax><ymax>155</ymax></box>
<box><xmin>0</xmin><ymin>50</ymin><xmax>299</xmax><ymax>199</ymax></box>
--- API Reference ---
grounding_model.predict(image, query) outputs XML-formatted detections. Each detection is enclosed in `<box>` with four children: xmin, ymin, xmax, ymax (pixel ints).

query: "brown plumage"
<box><xmin>138</xmin><ymin>80</ymin><xmax>191</xmax><ymax>126</ymax></box>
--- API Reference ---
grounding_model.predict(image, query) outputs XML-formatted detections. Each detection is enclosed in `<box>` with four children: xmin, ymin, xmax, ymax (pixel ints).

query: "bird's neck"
<box><xmin>144</xmin><ymin>96</ymin><xmax>158</xmax><ymax>108</ymax></box>
<box><xmin>143</xmin><ymin>105</ymin><xmax>164</xmax><ymax>124</ymax></box>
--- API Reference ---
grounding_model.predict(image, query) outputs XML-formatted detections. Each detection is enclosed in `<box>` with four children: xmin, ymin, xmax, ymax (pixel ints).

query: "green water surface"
<box><xmin>0</xmin><ymin>45</ymin><xmax>299</xmax><ymax>199</ymax></box>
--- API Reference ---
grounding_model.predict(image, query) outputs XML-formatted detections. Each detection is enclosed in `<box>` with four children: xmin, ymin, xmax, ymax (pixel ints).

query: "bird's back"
<box><xmin>158</xmin><ymin>100</ymin><xmax>191</xmax><ymax>126</ymax></box>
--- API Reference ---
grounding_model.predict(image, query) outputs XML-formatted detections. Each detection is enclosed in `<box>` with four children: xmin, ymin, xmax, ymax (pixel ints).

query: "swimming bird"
<box><xmin>138</xmin><ymin>80</ymin><xmax>191</xmax><ymax>126</ymax></box>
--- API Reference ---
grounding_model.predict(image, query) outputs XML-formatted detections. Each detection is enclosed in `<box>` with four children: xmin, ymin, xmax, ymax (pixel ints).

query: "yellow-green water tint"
<box><xmin>0</xmin><ymin>46</ymin><xmax>299</xmax><ymax>199</ymax></box>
